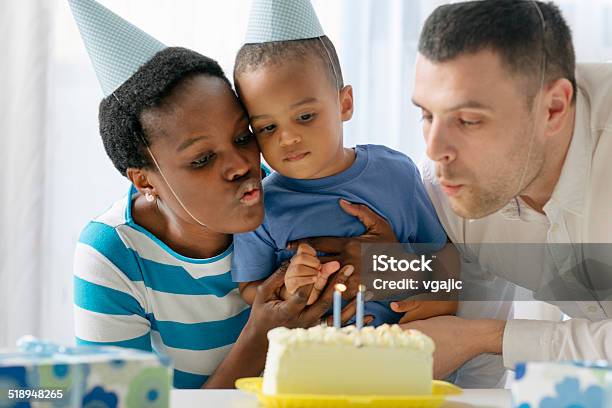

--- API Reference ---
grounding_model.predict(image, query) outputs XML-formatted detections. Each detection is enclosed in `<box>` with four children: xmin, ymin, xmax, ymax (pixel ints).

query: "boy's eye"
<box><xmin>298</xmin><ymin>113</ymin><xmax>315</xmax><ymax>122</ymax></box>
<box><xmin>258</xmin><ymin>124</ymin><xmax>276</xmax><ymax>134</ymax></box>
<box><xmin>235</xmin><ymin>131</ymin><xmax>254</xmax><ymax>145</ymax></box>
<box><xmin>191</xmin><ymin>152</ymin><xmax>215</xmax><ymax>168</ymax></box>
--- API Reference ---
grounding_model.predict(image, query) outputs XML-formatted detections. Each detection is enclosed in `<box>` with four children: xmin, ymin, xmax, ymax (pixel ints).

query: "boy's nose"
<box><xmin>279</xmin><ymin>130</ymin><xmax>301</xmax><ymax>147</ymax></box>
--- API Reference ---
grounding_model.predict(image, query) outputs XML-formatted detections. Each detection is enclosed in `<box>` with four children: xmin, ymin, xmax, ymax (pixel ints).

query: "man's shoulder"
<box><xmin>576</xmin><ymin>63</ymin><xmax>612</xmax><ymax>131</ymax></box>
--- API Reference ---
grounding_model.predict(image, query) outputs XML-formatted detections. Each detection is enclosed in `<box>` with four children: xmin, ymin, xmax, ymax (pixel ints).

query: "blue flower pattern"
<box><xmin>82</xmin><ymin>386</ymin><xmax>118</xmax><ymax>408</ymax></box>
<box><xmin>539</xmin><ymin>378</ymin><xmax>604</xmax><ymax>408</ymax></box>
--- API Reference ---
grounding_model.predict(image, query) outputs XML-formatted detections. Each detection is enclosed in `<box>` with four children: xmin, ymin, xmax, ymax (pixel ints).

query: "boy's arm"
<box><xmin>238</xmin><ymin>280</ymin><xmax>264</xmax><ymax>305</ymax></box>
<box><xmin>232</xmin><ymin>221</ymin><xmax>278</xmax><ymax>303</ymax></box>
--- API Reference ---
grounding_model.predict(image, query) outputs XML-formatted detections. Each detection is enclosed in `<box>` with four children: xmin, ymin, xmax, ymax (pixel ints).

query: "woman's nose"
<box><xmin>224</xmin><ymin>150</ymin><xmax>252</xmax><ymax>181</ymax></box>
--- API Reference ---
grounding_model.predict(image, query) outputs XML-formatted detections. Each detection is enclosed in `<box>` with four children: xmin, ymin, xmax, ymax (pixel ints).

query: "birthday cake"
<box><xmin>262</xmin><ymin>324</ymin><xmax>435</xmax><ymax>395</ymax></box>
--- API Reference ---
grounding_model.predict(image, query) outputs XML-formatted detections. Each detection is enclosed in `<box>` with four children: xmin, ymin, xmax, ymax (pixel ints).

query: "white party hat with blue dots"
<box><xmin>245</xmin><ymin>0</ymin><xmax>325</xmax><ymax>44</ymax></box>
<box><xmin>68</xmin><ymin>0</ymin><xmax>166</xmax><ymax>96</ymax></box>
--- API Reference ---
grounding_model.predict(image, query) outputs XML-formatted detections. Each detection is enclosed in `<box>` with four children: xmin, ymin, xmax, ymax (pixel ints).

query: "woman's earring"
<box><xmin>145</xmin><ymin>189</ymin><xmax>156</xmax><ymax>203</ymax></box>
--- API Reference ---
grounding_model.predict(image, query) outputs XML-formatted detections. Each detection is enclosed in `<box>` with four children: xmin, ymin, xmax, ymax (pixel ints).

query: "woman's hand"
<box><xmin>203</xmin><ymin>263</ymin><xmax>354</xmax><ymax>389</ymax></box>
<box><xmin>249</xmin><ymin>260</ymin><xmax>355</xmax><ymax>336</ymax></box>
<box><xmin>289</xmin><ymin>199</ymin><xmax>398</xmax><ymax>298</ymax></box>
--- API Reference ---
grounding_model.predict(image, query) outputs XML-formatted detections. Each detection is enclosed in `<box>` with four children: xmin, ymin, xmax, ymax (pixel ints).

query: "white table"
<box><xmin>172</xmin><ymin>389</ymin><xmax>512</xmax><ymax>407</ymax></box>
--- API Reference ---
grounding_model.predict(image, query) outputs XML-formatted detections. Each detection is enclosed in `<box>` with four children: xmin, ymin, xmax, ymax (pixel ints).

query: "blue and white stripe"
<box><xmin>73</xmin><ymin>186</ymin><xmax>250</xmax><ymax>389</ymax></box>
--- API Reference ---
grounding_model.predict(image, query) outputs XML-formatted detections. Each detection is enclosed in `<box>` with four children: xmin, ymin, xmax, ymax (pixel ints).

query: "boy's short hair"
<box><xmin>234</xmin><ymin>35</ymin><xmax>344</xmax><ymax>90</ymax></box>
<box><xmin>99</xmin><ymin>47</ymin><xmax>230</xmax><ymax>176</ymax></box>
<box><xmin>418</xmin><ymin>0</ymin><xmax>576</xmax><ymax>104</ymax></box>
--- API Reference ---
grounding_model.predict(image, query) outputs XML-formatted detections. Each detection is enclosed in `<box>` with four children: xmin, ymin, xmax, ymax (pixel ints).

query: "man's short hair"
<box><xmin>233</xmin><ymin>35</ymin><xmax>344</xmax><ymax>90</ymax></box>
<box><xmin>418</xmin><ymin>0</ymin><xmax>576</xmax><ymax>104</ymax></box>
<box><xmin>99</xmin><ymin>47</ymin><xmax>230</xmax><ymax>176</ymax></box>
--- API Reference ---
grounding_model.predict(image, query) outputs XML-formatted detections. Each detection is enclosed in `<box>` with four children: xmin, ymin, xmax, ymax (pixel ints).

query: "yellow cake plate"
<box><xmin>236</xmin><ymin>377</ymin><xmax>463</xmax><ymax>408</ymax></box>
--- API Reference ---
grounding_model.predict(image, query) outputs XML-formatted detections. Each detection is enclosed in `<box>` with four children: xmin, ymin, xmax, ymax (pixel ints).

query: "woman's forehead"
<box><xmin>145</xmin><ymin>76</ymin><xmax>246</xmax><ymax>145</ymax></box>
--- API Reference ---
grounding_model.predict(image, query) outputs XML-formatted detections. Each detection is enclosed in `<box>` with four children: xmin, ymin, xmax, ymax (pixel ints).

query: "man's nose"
<box><xmin>425</xmin><ymin>118</ymin><xmax>456</xmax><ymax>165</ymax></box>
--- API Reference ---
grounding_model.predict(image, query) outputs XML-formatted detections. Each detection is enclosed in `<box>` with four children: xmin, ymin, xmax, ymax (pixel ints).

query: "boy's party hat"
<box><xmin>68</xmin><ymin>0</ymin><xmax>166</xmax><ymax>96</ymax></box>
<box><xmin>245</xmin><ymin>0</ymin><xmax>325</xmax><ymax>44</ymax></box>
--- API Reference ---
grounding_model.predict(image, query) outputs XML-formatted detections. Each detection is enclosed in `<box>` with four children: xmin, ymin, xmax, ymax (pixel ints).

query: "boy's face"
<box><xmin>237</xmin><ymin>58</ymin><xmax>353</xmax><ymax>179</ymax></box>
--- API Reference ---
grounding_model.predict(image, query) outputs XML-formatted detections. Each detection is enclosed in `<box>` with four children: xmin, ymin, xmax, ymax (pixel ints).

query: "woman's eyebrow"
<box><xmin>235</xmin><ymin>113</ymin><xmax>249</xmax><ymax>126</ymax></box>
<box><xmin>177</xmin><ymin>135</ymin><xmax>209</xmax><ymax>152</ymax></box>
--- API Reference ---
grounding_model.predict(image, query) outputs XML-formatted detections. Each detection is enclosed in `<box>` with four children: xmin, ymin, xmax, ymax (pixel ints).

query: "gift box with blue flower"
<box><xmin>511</xmin><ymin>361</ymin><xmax>611</xmax><ymax>408</ymax></box>
<box><xmin>0</xmin><ymin>337</ymin><xmax>172</xmax><ymax>408</ymax></box>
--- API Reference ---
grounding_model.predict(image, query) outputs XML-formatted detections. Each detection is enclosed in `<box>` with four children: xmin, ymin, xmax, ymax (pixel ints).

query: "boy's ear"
<box><xmin>339</xmin><ymin>85</ymin><xmax>354</xmax><ymax>121</ymax></box>
<box><xmin>126</xmin><ymin>168</ymin><xmax>156</xmax><ymax>196</ymax></box>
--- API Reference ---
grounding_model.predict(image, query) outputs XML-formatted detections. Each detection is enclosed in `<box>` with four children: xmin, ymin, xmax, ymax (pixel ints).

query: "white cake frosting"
<box><xmin>267</xmin><ymin>324</ymin><xmax>435</xmax><ymax>350</ymax></box>
<box><xmin>263</xmin><ymin>324</ymin><xmax>435</xmax><ymax>396</ymax></box>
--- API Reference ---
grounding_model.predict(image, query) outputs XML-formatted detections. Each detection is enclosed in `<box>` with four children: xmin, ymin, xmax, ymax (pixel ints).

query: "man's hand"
<box><xmin>285</xmin><ymin>243</ymin><xmax>340</xmax><ymax>305</ymax></box>
<box><xmin>391</xmin><ymin>294</ymin><xmax>458</xmax><ymax>323</ymax></box>
<box><xmin>289</xmin><ymin>199</ymin><xmax>398</xmax><ymax>298</ymax></box>
<box><xmin>401</xmin><ymin>316</ymin><xmax>506</xmax><ymax>379</ymax></box>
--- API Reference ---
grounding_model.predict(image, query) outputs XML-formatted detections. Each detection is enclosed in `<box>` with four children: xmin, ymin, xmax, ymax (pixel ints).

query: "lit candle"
<box><xmin>333</xmin><ymin>283</ymin><xmax>347</xmax><ymax>329</ymax></box>
<box><xmin>356</xmin><ymin>284</ymin><xmax>366</xmax><ymax>329</ymax></box>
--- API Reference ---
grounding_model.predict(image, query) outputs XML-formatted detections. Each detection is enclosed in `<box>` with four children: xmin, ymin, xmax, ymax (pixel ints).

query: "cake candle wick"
<box><xmin>356</xmin><ymin>284</ymin><xmax>366</xmax><ymax>329</ymax></box>
<box><xmin>333</xmin><ymin>283</ymin><xmax>347</xmax><ymax>329</ymax></box>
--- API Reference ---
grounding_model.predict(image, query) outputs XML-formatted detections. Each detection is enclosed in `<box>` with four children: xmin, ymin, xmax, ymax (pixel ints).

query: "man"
<box><xmin>399</xmin><ymin>0</ymin><xmax>611</xmax><ymax>378</ymax></box>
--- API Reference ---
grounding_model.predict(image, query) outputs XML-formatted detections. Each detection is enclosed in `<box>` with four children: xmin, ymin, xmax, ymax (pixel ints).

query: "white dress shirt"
<box><xmin>422</xmin><ymin>63</ymin><xmax>612</xmax><ymax>370</ymax></box>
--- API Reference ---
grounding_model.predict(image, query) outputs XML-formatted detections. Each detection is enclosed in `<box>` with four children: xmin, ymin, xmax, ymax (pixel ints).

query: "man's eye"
<box><xmin>235</xmin><ymin>132</ymin><xmax>254</xmax><ymax>145</ymax></box>
<box><xmin>459</xmin><ymin>119</ymin><xmax>481</xmax><ymax>126</ymax></box>
<box><xmin>191</xmin><ymin>153</ymin><xmax>215</xmax><ymax>168</ymax></box>
<box><xmin>420</xmin><ymin>114</ymin><xmax>433</xmax><ymax>123</ymax></box>
<box><xmin>259</xmin><ymin>124</ymin><xmax>276</xmax><ymax>134</ymax></box>
<box><xmin>298</xmin><ymin>113</ymin><xmax>315</xmax><ymax>122</ymax></box>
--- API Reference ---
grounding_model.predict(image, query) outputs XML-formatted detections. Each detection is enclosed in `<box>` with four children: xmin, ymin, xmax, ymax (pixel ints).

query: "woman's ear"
<box><xmin>339</xmin><ymin>85</ymin><xmax>354</xmax><ymax>122</ymax></box>
<box><xmin>126</xmin><ymin>168</ymin><xmax>156</xmax><ymax>196</ymax></box>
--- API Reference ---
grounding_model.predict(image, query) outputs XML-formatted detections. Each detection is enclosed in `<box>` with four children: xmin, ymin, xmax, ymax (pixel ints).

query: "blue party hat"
<box><xmin>245</xmin><ymin>0</ymin><xmax>325</xmax><ymax>44</ymax></box>
<box><xmin>68</xmin><ymin>0</ymin><xmax>166</xmax><ymax>96</ymax></box>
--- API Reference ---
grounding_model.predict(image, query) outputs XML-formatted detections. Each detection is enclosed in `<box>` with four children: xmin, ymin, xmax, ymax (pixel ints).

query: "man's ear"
<box><xmin>544</xmin><ymin>78</ymin><xmax>574</xmax><ymax>136</ymax></box>
<box><xmin>126</xmin><ymin>168</ymin><xmax>156</xmax><ymax>196</ymax></box>
<box><xmin>339</xmin><ymin>85</ymin><xmax>354</xmax><ymax>122</ymax></box>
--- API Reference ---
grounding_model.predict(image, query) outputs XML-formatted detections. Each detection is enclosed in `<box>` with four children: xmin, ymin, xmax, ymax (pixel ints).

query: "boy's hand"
<box><xmin>285</xmin><ymin>243</ymin><xmax>340</xmax><ymax>305</ymax></box>
<box><xmin>288</xmin><ymin>200</ymin><xmax>398</xmax><ymax>299</ymax></box>
<box><xmin>391</xmin><ymin>293</ymin><xmax>458</xmax><ymax>323</ymax></box>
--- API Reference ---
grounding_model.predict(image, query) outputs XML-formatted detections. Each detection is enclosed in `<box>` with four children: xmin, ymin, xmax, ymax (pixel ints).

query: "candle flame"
<box><xmin>334</xmin><ymin>283</ymin><xmax>347</xmax><ymax>292</ymax></box>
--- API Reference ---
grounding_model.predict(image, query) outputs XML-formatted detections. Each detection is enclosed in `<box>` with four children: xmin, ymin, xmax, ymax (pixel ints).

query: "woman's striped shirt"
<box><xmin>73</xmin><ymin>185</ymin><xmax>250</xmax><ymax>389</ymax></box>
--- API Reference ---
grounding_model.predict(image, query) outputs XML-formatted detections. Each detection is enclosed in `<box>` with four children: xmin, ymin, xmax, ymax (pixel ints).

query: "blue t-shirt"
<box><xmin>232</xmin><ymin>145</ymin><xmax>447</xmax><ymax>325</ymax></box>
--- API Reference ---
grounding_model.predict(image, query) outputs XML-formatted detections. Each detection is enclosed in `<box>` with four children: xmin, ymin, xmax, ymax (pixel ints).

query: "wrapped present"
<box><xmin>0</xmin><ymin>336</ymin><xmax>172</xmax><ymax>408</ymax></box>
<box><xmin>512</xmin><ymin>361</ymin><xmax>611</xmax><ymax>408</ymax></box>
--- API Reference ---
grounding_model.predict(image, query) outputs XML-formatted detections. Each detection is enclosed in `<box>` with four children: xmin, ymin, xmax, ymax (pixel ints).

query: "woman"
<box><xmin>74</xmin><ymin>45</ymin><xmax>358</xmax><ymax>389</ymax></box>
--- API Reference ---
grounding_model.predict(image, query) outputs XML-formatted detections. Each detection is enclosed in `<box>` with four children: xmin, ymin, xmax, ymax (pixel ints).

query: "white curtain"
<box><xmin>1</xmin><ymin>0</ymin><xmax>611</xmax><ymax>348</ymax></box>
<box><xmin>0</xmin><ymin>0</ymin><xmax>51</xmax><ymax>347</ymax></box>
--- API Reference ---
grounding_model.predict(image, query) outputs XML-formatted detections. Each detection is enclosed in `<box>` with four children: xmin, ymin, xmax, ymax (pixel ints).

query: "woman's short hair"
<box><xmin>99</xmin><ymin>47</ymin><xmax>230</xmax><ymax>176</ymax></box>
